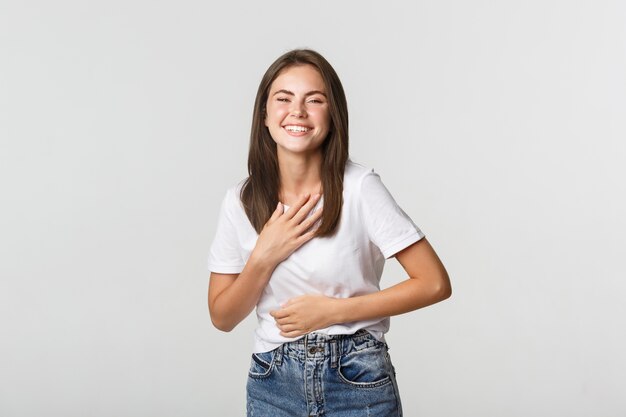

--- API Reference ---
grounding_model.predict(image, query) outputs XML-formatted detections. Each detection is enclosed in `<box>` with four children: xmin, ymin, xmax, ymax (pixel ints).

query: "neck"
<box><xmin>277</xmin><ymin>150</ymin><xmax>323</xmax><ymax>202</ymax></box>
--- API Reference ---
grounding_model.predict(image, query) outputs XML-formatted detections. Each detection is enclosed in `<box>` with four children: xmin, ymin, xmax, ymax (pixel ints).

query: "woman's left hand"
<box><xmin>269</xmin><ymin>295</ymin><xmax>341</xmax><ymax>338</ymax></box>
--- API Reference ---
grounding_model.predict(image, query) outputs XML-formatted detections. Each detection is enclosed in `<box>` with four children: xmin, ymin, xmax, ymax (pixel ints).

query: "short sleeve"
<box><xmin>207</xmin><ymin>188</ymin><xmax>246</xmax><ymax>274</ymax></box>
<box><xmin>358</xmin><ymin>169</ymin><xmax>425</xmax><ymax>259</ymax></box>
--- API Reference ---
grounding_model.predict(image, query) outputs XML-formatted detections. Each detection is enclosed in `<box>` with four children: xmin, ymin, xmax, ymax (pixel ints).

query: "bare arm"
<box><xmin>208</xmin><ymin>254</ymin><xmax>277</xmax><ymax>332</ymax></box>
<box><xmin>208</xmin><ymin>193</ymin><xmax>323</xmax><ymax>332</ymax></box>
<box><xmin>336</xmin><ymin>237</ymin><xmax>451</xmax><ymax>323</ymax></box>
<box><xmin>270</xmin><ymin>237</ymin><xmax>451</xmax><ymax>337</ymax></box>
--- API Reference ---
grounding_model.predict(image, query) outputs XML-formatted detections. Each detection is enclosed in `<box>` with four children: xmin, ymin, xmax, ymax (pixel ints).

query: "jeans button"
<box><xmin>308</xmin><ymin>347</ymin><xmax>316</xmax><ymax>354</ymax></box>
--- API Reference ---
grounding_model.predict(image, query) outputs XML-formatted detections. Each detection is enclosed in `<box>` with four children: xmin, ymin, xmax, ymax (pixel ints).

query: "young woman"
<box><xmin>208</xmin><ymin>49</ymin><xmax>451</xmax><ymax>417</ymax></box>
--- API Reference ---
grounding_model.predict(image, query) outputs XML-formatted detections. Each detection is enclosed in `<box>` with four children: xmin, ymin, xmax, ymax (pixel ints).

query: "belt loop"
<box><xmin>275</xmin><ymin>344</ymin><xmax>284</xmax><ymax>366</ymax></box>
<box><xmin>330</xmin><ymin>339</ymin><xmax>338</xmax><ymax>369</ymax></box>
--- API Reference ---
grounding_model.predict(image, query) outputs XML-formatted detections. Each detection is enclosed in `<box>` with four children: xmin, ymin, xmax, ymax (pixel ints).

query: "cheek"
<box><xmin>266</xmin><ymin>106</ymin><xmax>288</xmax><ymax>124</ymax></box>
<box><xmin>313</xmin><ymin>110</ymin><xmax>330</xmax><ymax>130</ymax></box>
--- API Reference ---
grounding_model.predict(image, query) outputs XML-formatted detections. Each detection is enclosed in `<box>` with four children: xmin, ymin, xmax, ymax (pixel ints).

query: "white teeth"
<box><xmin>284</xmin><ymin>125</ymin><xmax>311</xmax><ymax>133</ymax></box>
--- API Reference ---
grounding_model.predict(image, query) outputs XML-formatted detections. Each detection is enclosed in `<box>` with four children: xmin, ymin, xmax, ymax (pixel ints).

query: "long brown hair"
<box><xmin>240</xmin><ymin>49</ymin><xmax>349</xmax><ymax>237</ymax></box>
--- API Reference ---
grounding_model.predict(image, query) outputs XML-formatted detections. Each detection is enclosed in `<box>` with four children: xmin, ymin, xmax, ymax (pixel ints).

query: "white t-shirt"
<box><xmin>208</xmin><ymin>160</ymin><xmax>425</xmax><ymax>353</ymax></box>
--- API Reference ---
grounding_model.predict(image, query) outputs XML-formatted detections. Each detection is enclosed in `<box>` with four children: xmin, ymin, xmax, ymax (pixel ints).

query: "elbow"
<box><xmin>210</xmin><ymin>315</ymin><xmax>236</xmax><ymax>333</ymax></box>
<box><xmin>433</xmin><ymin>272</ymin><xmax>452</xmax><ymax>303</ymax></box>
<box><xmin>439</xmin><ymin>282</ymin><xmax>452</xmax><ymax>301</ymax></box>
<box><xmin>209</xmin><ymin>300</ymin><xmax>240</xmax><ymax>333</ymax></box>
<box><xmin>208</xmin><ymin>304</ymin><xmax>236</xmax><ymax>332</ymax></box>
<box><xmin>440</xmin><ymin>274</ymin><xmax>452</xmax><ymax>301</ymax></box>
<box><xmin>215</xmin><ymin>323</ymin><xmax>235</xmax><ymax>333</ymax></box>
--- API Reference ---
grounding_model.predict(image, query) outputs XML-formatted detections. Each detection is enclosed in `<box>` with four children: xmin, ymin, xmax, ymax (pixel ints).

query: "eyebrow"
<box><xmin>271</xmin><ymin>89</ymin><xmax>327</xmax><ymax>98</ymax></box>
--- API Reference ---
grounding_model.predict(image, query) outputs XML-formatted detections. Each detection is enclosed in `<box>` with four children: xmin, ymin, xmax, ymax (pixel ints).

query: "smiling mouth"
<box><xmin>283</xmin><ymin>125</ymin><xmax>312</xmax><ymax>133</ymax></box>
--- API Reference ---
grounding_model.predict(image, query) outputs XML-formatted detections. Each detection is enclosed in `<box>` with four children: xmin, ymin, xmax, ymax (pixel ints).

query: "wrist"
<box><xmin>248</xmin><ymin>250</ymin><xmax>278</xmax><ymax>274</ymax></box>
<box><xmin>331</xmin><ymin>296</ymin><xmax>351</xmax><ymax>324</ymax></box>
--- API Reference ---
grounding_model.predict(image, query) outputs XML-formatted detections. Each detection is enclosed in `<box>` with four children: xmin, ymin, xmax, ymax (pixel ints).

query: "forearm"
<box><xmin>211</xmin><ymin>254</ymin><xmax>277</xmax><ymax>331</ymax></box>
<box><xmin>337</xmin><ymin>275</ymin><xmax>451</xmax><ymax>324</ymax></box>
<box><xmin>270</xmin><ymin>239</ymin><xmax>451</xmax><ymax>337</ymax></box>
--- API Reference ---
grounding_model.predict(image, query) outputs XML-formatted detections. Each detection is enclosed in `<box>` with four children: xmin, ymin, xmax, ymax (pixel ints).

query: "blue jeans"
<box><xmin>246</xmin><ymin>329</ymin><xmax>403</xmax><ymax>416</ymax></box>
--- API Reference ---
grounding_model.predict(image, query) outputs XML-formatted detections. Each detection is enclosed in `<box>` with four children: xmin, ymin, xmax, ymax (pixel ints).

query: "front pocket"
<box><xmin>337</xmin><ymin>345</ymin><xmax>392</xmax><ymax>388</ymax></box>
<box><xmin>248</xmin><ymin>350</ymin><xmax>276</xmax><ymax>379</ymax></box>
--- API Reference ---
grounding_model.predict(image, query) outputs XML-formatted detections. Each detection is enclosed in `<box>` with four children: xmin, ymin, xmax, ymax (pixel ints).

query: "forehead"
<box><xmin>269</xmin><ymin>64</ymin><xmax>326</xmax><ymax>92</ymax></box>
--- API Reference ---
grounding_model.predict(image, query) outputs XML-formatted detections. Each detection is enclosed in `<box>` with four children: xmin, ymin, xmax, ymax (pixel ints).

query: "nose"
<box><xmin>290</xmin><ymin>101</ymin><xmax>306</xmax><ymax>118</ymax></box>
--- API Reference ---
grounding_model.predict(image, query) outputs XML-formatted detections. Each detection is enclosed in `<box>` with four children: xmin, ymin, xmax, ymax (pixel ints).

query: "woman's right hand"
<box><xmin>251</xmin><ymin>193</ymin><xmax>324</xmax><ymax>267</ymax></box>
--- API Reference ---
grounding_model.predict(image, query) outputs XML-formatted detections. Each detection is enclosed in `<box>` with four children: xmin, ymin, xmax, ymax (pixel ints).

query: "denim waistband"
<box><xmin>275</xmin><ymin>329</ymin><xmax>387</xmax><ymax>368</ymax></box>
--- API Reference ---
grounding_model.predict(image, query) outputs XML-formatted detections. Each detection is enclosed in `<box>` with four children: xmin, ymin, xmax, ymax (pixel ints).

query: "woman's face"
<box><xmin>264</xmin><ymin>64</ymin><xmax>330</xmax><ymax>157</ymax></box>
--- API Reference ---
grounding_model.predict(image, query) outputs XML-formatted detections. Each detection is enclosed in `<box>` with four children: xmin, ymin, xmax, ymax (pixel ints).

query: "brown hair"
<box><xmin>240</xmin><ymin>49</ymin><xmax>349</xmax><ymax>237</ymax></box>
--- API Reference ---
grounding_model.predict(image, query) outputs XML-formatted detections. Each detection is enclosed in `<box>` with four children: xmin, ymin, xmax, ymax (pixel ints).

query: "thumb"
<box><xmin>269</xmin><ymin>202</ymin><xmax>283</xmax><ymax>222</ymax></box>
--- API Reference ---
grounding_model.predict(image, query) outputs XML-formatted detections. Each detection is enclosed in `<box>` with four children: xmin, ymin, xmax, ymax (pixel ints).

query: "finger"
<box><xmin>284</xmin><ymin>193</ymin><xmax>317</xmax><ymax>221</ymax></box>
<box><xmin>268</xmin><ymin>202</ymin><xmax>283</xmax><ymax>222</ymax></box>
<box><xmin>296</xmin><ymin>215</ymin><xmax>323</xmax><ymax>242</ymax></box>
<box><xmin>277</xmin><ymin>323</ymin><xmax>299</xmax><ymax>333</ymax></box>
<box><xmin>296</xmin><ymin>227</ymin><xmax>320</xmax><ymax>245</ymax></box>
<box><xmin>291</xmin><ymin>194</ymin><xmax>322</xmax><ymax>224</ymax></box>
<box><xmin>270</xmin><ymin>310</ymin><xmax>287</xmax><ymax>320</ymax></box>
<box><xmin>273</xmin><ymin>313</ymin><xmax>295</xmax><ymax>323</ymax></box>
<box><xmin>281</xmin><ymin>329</ymin><xmax>304</xmax><ymax>338</ymax></box>
<box><xmin>274</xmin><ymin>318</ymin><xmax>291</xmax><ymax>326</ymax></box>
<box><xmin>296</xmin><ymin>207</ymin><xmax>323</xmax><ymax>234</ymax></box>
<box><xmin>281</xmin><ymin>193</ymin><xmax>310</xmax><ymax>218</ymax></box>
<box><xmin>270</xmin><ymin>309</ymin><xmax>288</xmax><ymax>319</ymax></box>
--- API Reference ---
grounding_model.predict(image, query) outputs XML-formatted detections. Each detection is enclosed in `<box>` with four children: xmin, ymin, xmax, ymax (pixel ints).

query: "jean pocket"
<box><xmin>248</xmin><ymin>349</ymin><xmax>277</xmax><ymax>379</ymax></box>
<box><xmin>337</xmin><ymin>343</ymin><xmax>392</xmax><ymax>388</ymax></box>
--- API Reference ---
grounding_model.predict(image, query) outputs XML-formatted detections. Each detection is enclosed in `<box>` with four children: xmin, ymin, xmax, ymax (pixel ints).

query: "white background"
<box><xmin>1</xmin><ymin>1</ymin><xmax>625</xmax><ymax>416</ymax></box>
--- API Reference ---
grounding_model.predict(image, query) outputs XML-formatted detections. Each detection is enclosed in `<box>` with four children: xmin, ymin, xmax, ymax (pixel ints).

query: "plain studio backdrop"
<box><xmin>1</xmin><ymin>1</ymin><xmax>624</xmax><ymax>416</ymax></box>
